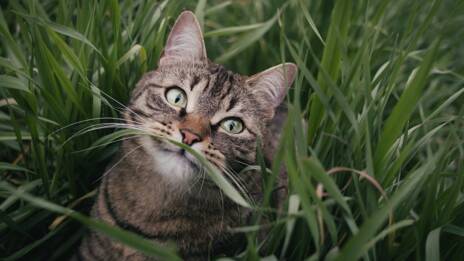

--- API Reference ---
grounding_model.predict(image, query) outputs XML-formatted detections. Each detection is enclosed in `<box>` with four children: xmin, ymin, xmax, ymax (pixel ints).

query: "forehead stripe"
<box><xmin>202</xmin><ymin>77</ymin><xmax>211</xmax><ymax>91</ymax></box>
<box><xmin>129</xmin><ymin>107</ymin><xmax>152</xmax><ymax>118</ymax></box>
<box><xmin>190</xmin><ymin>75</ymin><xmax>200</xmax><ymax>91</ymax></box>
<box><xmin>225</xmin><ymin>97</ymin><xmax>237</xmax><ymax>112</ymax></box>
<box><xmin>220</xmin><ymin>81</ymin><xmax>233</xmax><ymax>101</ymax></box>
<box><xmin>146</xmin><ymin>83</ymin><xmax>163</xmax><ymax>89</ymax></box>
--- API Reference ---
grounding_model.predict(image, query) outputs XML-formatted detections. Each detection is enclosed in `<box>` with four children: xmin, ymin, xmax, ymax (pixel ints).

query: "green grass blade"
<box><xmin>204</xmin><ymin>23</ymin><xmax>265</xmax><ymax>37</ymax></box>
<box><xmin>302</xmin><ymin>158</ymin><xmax>350</xmax><ymax>213</ymax></box>
<box><xmin>298</xmin><ymin>0</ymin><xmax>325</xmax><ymax>45</ymax></box>
<box><xmin>426</xmin><ymin>227</ymin><xmax>442</xmax><ymax>261</ymax></box>
<box><xmin>374</xmin><ymin>40</ymin><xmax>440</xmax><ymax>180</ymax></box>
<box><xmin>0</xmin><ymin>182</ymin><xmax>181</xmax><ymax>260</ymax></box>
<box><xmin>307</xmin><ymin>0</ymin><xmax>352</xmax><ymax>144</ymax></box>
<box><xmin>443</xmin><ymin>225</ymin><xmax>464</xmax><ymax>237</ymax></box>
<box><xmin>215</xmin><ymin>10</ymin><xmax>280</xmax><ymax>63</ymax></box>
<box><xmin>334</xmin><ymin>150</ymin><xmax>442</xmax><ymax>261</ymax></box>
<box><xmin>194</xmin><ymin>0</ymin><xmax>207</xmax><ymax>29</ymax></box>
<box><xmin>0</xmin><ymin>162</ymin><xmax>32</xmax><ymax>173</ymax></box>
<box><xmin>0</xmin><ymin>75</ymin><xmax>31</xmax><ymax>93</ymax></box>
<box><xmin>0</xmin><ymin>9</ymin><xmax>27</xmax><ymax>66</ymax></box>
<box><xmin>168</xmin><ymin>139</ymin><xmax>252</xmax><ymax>208</ymax></box>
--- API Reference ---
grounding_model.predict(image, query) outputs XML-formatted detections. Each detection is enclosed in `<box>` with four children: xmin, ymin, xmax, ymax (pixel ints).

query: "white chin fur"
<box><xmin>140</xmin><ymin>136</ymin><xmax>199</xmax><ymax>184</ymax></box>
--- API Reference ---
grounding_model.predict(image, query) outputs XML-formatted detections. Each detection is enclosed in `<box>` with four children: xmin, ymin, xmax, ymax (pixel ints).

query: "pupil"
<box><xmin>175</xmin><ymin>95</ymin><xmax>180</xmax><ymax>103</ymax></box>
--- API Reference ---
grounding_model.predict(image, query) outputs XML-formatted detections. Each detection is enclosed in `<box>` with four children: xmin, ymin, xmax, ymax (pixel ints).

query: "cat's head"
<box><xmin>124</xmin><ymin>11</ymin><xmax>296</xmax><ymax>185</ymax></box>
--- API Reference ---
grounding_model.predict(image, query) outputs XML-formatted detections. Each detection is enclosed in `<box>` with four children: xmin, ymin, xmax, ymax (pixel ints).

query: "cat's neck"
<box><xmin>106</xmin><ymin>140</ymin><xmax>226</xmax><ymax>212</ymax></box>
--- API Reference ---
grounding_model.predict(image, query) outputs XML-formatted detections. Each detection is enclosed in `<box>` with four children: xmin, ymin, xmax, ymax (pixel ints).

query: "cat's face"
<box><xmin>125</xmin><ymin>11</ymin><xmax>296</xmax><ymax>184</ymax></box>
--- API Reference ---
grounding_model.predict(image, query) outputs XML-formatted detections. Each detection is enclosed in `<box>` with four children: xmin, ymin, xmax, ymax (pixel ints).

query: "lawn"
<box><xmin>1</xmin><ymin>0</ymin><xmax>463</xmax><ymax>260</ymax></box>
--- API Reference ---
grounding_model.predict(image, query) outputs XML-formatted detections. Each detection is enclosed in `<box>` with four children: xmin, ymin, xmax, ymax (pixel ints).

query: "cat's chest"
<box><xmin>100</xmin><ymin>170</ymin><xmax>243</xmax><ymax>238</ymax></box>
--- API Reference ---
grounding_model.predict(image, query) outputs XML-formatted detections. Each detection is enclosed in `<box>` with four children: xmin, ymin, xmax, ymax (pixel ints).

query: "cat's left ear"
<box><xmin>246</xmin><ymin>63</ymin><xmax>297</xmax><ymax>113</ymax></box>
<box><xmin>159</xmin><ymin>11</ymin><xmax>207</xmax><ymax>65</ymax></box>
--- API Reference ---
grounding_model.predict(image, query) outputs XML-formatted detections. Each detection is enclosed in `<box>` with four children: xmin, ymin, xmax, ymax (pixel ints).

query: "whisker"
<box><xmin>219</xmin><ymin>188</ymin><xmax>225</xmax><ymax>225</ymax></box>
<box><xmin>224</xmin><ymin>166</ymin><xmax>256</xmax><ymax>205</ymax></box>
<box><xmin>71</xmin><ymin>135</ymin><xmax>141</xmax><ymax>153</ymax></box>
<box><xmin>224</xmin><ymin>163</ymin><xmax>249</xmax><ymax>185</ymax></box>
<box><xmin>95</xmin><ymin>144</ymin><xmax>144</xmax><ymax>183</ymax></box>
<box><xmin>71</xmin><ymin>122</ymin><xmax>149</xmax><ymax>137</ymax></box>
<box><xmin>217</xmin><ymin>159</ymin><xmax>251</xmax><ymax>192</ymax></box>
<box><xmin>230</xmin><ymin>157</ymin><xmax>253</xmax><ymax>167</ymax></box>
<box><xmin>197</xmin><ymin>167</ymin><xmax>207</xmax><ymax>195</ymax></box>
<box><xmin>207</xmin><ymin>157</ymin><xmax>254</xmax><ymax>205</ymax></box>
<box><xmin>181</xmin><ymin>166</ymin><xmax>208</xmax><ymax>198</ymax></box>
<box><xmin>86</xmin><ymin>82</ymin><xmax>146</xmax><ymax>124</ymax></box>
<box><xmin>61</xmin><ymin>123</ymin><xmax>148</xmax><ymax>147</ymax></box>
<box><xmin>49</xmin><ymin>117</ymin><xmax>141</xmax><ymax>137</ymax></box>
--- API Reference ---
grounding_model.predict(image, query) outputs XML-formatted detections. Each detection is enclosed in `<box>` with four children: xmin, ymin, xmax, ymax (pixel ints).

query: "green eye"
<box><xmin>220</xmin><ymin>118</ymin><xmax>244</xmax><ymax>134</ymax></box>
<box><xmin>165</xmin><ymin>87</ymin><xmax>187</xmax><ymax>108</ymax></box>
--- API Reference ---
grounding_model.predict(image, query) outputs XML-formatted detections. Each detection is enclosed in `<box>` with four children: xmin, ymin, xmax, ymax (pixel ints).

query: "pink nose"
<box><xmin>180</xmin><ymin>129</ymin><xmax>201</xmax><ymax>145</ymax></box>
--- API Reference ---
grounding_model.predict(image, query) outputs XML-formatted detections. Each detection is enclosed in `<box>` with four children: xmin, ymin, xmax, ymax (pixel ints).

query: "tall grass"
<box><xmin>1</xmin><ymin>0</ymin><xmax>463</xmax><ymax>260</ymax></box>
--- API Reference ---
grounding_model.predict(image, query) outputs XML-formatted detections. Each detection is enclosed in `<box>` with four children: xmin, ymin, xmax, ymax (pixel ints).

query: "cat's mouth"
<box><xmin>160</xmin><ymin>147</ymin><xmax>199</xmax><ymax>168</ymax></box>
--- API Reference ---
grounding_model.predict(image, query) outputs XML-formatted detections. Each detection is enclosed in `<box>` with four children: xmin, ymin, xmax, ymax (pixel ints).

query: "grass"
<box><xmin>0</xmin><ymin>0</ymin><xmax>464</xmax><ymax>260</ymax></box>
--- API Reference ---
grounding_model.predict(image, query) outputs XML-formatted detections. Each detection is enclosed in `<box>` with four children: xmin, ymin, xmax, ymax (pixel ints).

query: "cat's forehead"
<box><xmin>156</xmin><ymin>60</ymin><xmax>211</xmax><ymax>81</ymax></box>
<box><xmin>152</xmin><ymin>60</ymin><xmax>256</xmax><ymax>113</ymax></box>
<box><xmin>156</xmin><ymin>60</ymin><xmax>241</xmax><ymax>86</ymax></box>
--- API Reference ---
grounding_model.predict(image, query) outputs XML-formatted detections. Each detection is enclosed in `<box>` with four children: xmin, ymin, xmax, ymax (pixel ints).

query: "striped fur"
<box><xmin>76</xmin><ymin>11</ymin><xmax>296</xmax><ymax>260</ymax></box>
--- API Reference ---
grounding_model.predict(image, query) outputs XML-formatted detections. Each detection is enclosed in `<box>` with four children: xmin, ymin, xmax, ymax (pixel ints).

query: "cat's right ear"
<box><xmin>246</xmin><ymin>63</ymin><xmax>297</xmax><ymax>115</ymax></box>
<box><xmin>159</xmin><ymin>11</ymin><xmax>207</xmax><ymax>65</ymax></box>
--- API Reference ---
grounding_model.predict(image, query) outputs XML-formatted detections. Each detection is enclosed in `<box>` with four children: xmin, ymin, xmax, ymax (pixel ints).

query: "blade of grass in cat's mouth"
<box><xmin>159</xmin><ymin>146</ymin><xmax>199</xmax><ymax>168</ymax></box>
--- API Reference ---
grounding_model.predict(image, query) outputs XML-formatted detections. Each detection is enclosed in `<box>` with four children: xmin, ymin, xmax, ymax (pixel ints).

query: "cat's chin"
<box><xmin>140</xmin><ymin>136</ymin><xmax>200</xmax><ymax>183</ymax></box>
<box><xmin>153</xmin><ymin>148</ymin><xmax>199</xmax><ymax>182</ymax></box>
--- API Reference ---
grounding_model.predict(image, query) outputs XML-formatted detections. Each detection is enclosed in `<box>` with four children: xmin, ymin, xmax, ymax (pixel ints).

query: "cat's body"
<box><xmin>76</xmin><ymin>11</ymin><xmax>296</xmax><ymax>260</ymax></box>
<box><xmin>77</xmin><ymin>140</ymin><xmax>247</xmax><ymax>260</ymax></box>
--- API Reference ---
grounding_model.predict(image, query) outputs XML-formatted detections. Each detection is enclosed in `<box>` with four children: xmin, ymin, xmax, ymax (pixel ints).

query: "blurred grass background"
<box><xmin>1</xmin><ymin>0</ymin><xmax>464</xmax><ymax>260</ymax></box>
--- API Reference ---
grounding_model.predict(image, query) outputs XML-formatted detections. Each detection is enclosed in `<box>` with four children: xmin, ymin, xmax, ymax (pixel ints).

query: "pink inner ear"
<box><xmin>247</xmin><ymin>63</ymin><xmax>297</xmax><ymax>107</ymax></box>
<box><xmin>161</xmin><ymin>11</ymin><xmax>207</xmax><ymax>63</ymax></box>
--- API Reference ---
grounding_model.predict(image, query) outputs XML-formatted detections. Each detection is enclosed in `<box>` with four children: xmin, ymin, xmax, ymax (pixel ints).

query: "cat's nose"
<box><xmin>180</xmin><ymin>129</ymin><xmax>201</xmax><ymax>145</ymax></box>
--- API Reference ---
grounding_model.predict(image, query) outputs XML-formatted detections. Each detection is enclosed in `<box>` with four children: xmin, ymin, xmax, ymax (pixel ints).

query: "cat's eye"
<box><xmin>220</xmin><ymin>118</ymin><xmax>244</xmax><ymax>134</ymax></box>
<box><xmin>165</xmin><ymin>87</ymin><xmax>187</xmax><ymax>108</ymax></box>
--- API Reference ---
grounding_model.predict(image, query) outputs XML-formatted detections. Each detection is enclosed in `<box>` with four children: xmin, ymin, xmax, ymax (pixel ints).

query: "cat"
<box><xmin>76</xmin><ymin>10</ymin><xmax>296</xmax><ymax>261</ymax></box>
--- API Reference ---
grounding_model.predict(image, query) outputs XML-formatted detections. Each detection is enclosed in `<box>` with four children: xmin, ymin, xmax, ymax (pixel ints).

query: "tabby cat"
<box><xmin>76</xmin><ymin>11</ymin><xmax>296</xmax><ymax>261</ymax></box>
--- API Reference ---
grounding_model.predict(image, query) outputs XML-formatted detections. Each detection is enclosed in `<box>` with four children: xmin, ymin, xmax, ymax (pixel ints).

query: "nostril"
<box><xmin>180</xmin><ymin>129</ymin><xmax>201</xmax><ymax>145</ymax></box>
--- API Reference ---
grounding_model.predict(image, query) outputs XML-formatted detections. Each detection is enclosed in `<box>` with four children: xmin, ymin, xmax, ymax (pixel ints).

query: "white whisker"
<box><xmin>49</xmin><ymin>117</ymin><xmax>133</xmax><ymax>137</ymax></box>
<box><xmin>207</xmin><ymin>157</ymin><xmax>254</xmax><ymax>205</ymax></box>
<box><xmin>72</xmin><ymin>135</ymin><xmax>141</xmax><ymax>153</ymax></box>
<box><xmin>95</xmin><ymin>144</ymin><xmax>144</xmax><ymax>183</ymax></box>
